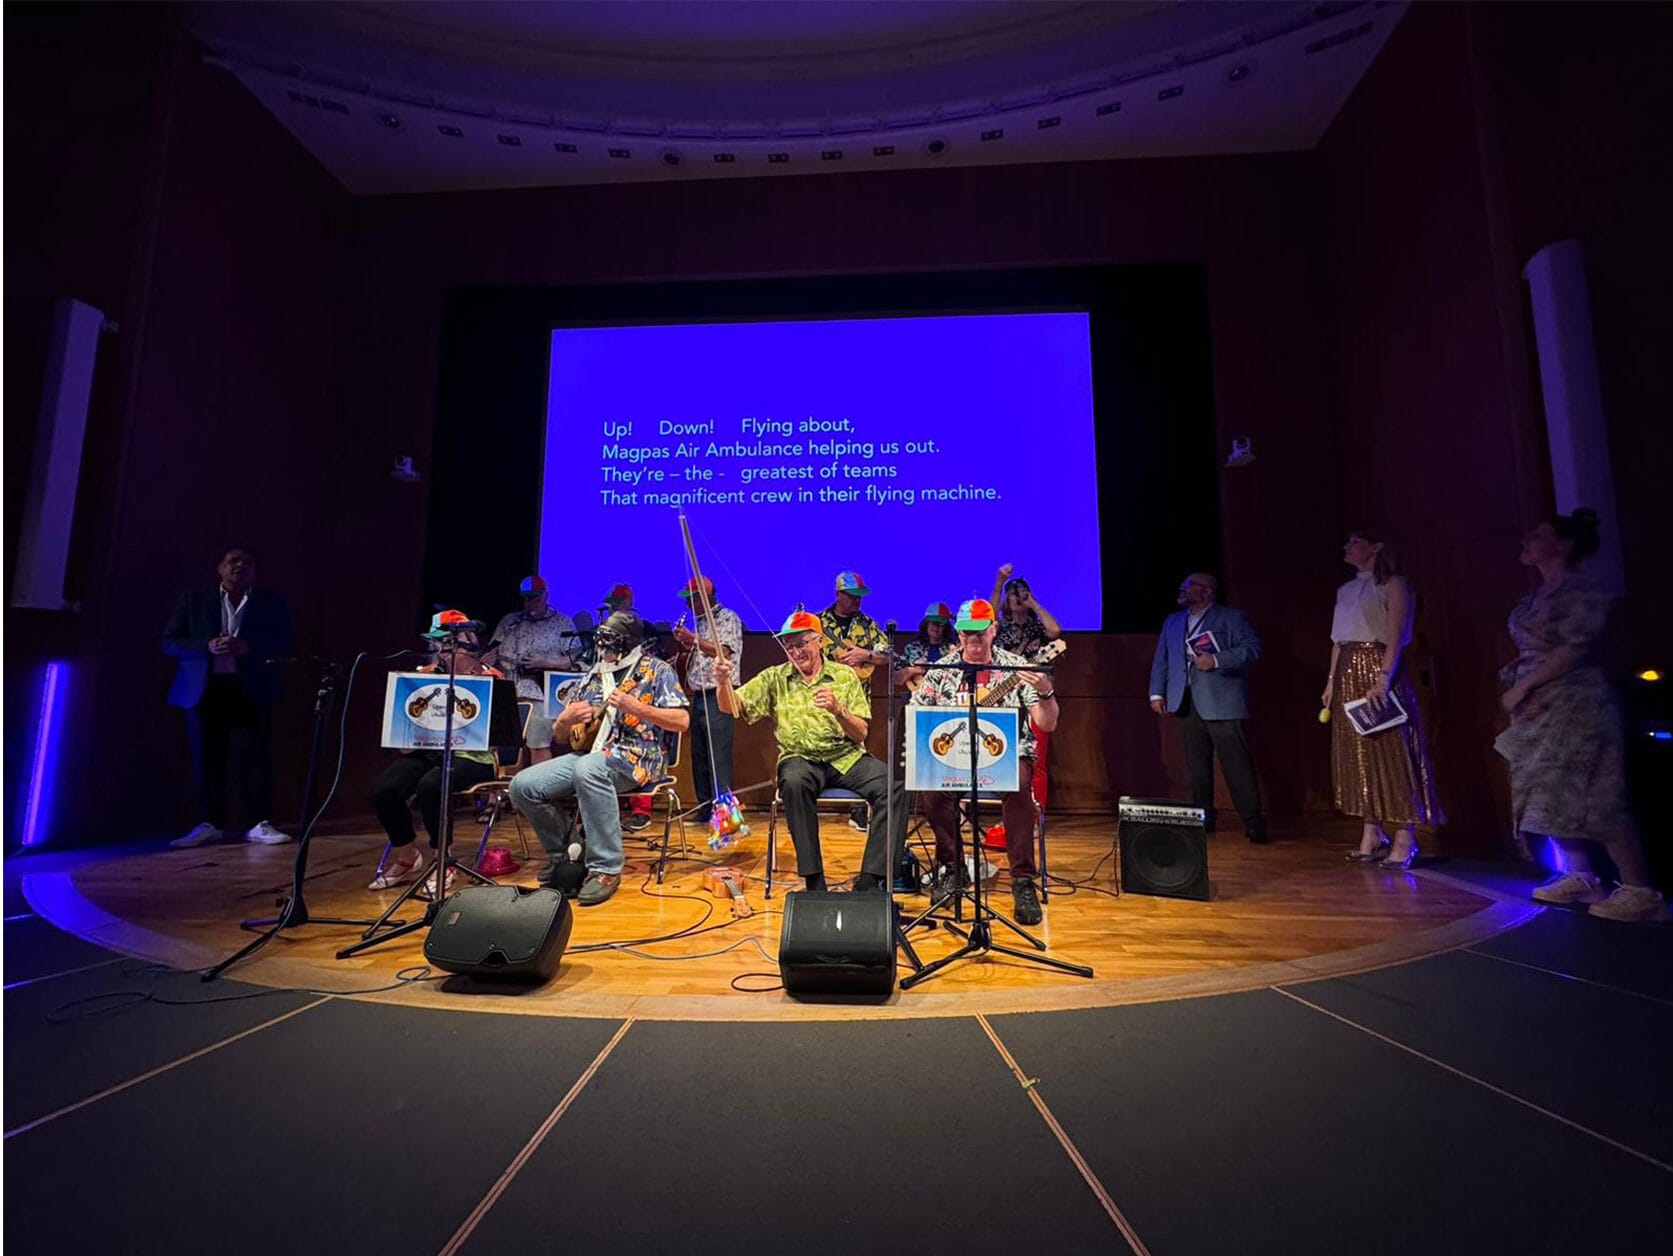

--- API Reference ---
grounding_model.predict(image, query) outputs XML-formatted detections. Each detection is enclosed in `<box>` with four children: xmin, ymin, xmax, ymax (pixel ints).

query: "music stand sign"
<box><xmin>544</xmin><ymin>670</ymin><xmax>586</xmax><ymax>711</ymax></box>
<box><xmin>904</xmin><ymin>707</ymin><xmax>1020</xmax><ymax>793</ymax></box>
<box><xmin>381</xmin><ymin>673</ymin><xmax>495</xmax><ymax>751</ymax></box>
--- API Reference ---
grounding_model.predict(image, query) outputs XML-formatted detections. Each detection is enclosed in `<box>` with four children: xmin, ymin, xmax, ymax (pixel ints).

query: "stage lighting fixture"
<box><xmin>923</xmin><ymin>137</ymin><xmax>949</xmax><ymax>157</ymax></box>
<box><xmin>713</xmin><ymin>153</ymin><xmax>736</xmax><ymax>163</ymax></box>
<box><xmin>768</xmin><ymin>153</ymin><xmax>790</xmax><ymax>163</ymax></box>
<box><xmin>554</xmin><ymin>142</ymin><xmax>577</xmax><ymax>153</ymax></box>
<box><xmin>608</xmin><ymin>148</ymin><xmax>631</xmax><ymax>159</ymax></box>
<box><xmin>1227</xmin><ymin>62</ymin><xmax>1254</xmax><ymax>84</ymax></box>
<box><xmin>873</xmin><ymin>145</ymin><xmax>895</xmax><ymax>157</ymax></box>
<box><xmin>376</xmin><ymin>112</ymin><xmax>404</xmax><ymax>130</ymax></box>
<box><xmin>496</xmin><ymin>134</ymin><xmax>522</xmax><ymax>146</ymax></box>
<box><xmin>1037</xmin><ymin>116</ymin><xmax>1061</xmax><ymax>129</ymax></box>
<box><xmin>981</xmin><ymin>129</ymin><xmax>1004</xmax><ymax>141</ymax></box>
<box><xmin>821</xmin><ymin>150</ymin><xmax>842</xmax><ymax>161</ymax></box>
<box><xmin>1097</xmin><ymin>101</ymin><xmax>1122</xmax><ymax>116</ymax></box>
<box><xmin>660</xmin><ymin>149</ymin><xmax>684</xmax><ymax>166</ymax></box>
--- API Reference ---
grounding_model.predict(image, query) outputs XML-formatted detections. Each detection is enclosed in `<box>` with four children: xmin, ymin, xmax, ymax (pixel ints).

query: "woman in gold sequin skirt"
<box><xmin>1324</xmin><ymin>531</ymin><xmax>1445</xmax><ymax>865</ymax></box>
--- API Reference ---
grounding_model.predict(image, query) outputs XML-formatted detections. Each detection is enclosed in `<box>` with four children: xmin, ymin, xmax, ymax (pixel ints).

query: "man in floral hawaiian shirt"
<box><xmin>509</xmin><ymin>612</ymin><xmax>689</xmax><ymax>905</ymax></box>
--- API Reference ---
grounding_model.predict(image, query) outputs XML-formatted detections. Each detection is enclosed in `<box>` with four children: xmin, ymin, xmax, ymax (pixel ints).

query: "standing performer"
<box><xmin>669</xmin><ymin>575</ymin><xmax>743</xmax><ymax>824</ymax></box>
<box><xmin>990</xmin><ymin>564</ymin><xmax>1065</xmax><ymax>809</ymax></box>
<box><xmin>509</xmin><ymin>612</ymin><xmax>689</xmax><ymax>906</ymax></box>
<box><xmin>714</xmin><ymin>609</ymin><xmax>905</xmax><ymax>892</ymax></box>
<box><xmin>909</xmin><ymin>598</ymin><xmax>1058</xmax><ymax>925</ymax></box>
<box><xmin>1148</xmin><ymin>572</ymin><xmax>1269</xmax><ymax>843</ymax></box>
<box><xmin>820</xmin><ymin>570</ymin><xmax>891</xmax><ymax>829</ymax></box>
<box><xmin>1325</xmin><ymin>530</ymin><xmax>1444</xmax><ymax>866</ymax></box>
<box><xmin>487</xmin><ymin>574</ymin><xmax>578</xmax><ymax>764</ymax></box>
<box><xmin>165</xmin><ymin>546</ymin><xmax>295</xmax><ymax>848</ymax></box>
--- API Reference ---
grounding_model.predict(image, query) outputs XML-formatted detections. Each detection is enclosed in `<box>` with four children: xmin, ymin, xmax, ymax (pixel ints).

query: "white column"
<box><xmin>1522</xmin><ymin>239</ymin><xmax>1625</xmax><ymax>593</ymax></box>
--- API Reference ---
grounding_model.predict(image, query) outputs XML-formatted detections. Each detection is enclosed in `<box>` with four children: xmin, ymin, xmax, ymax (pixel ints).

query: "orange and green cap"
<box><xmin>954</xmin><ymin>598</ymin><xmax>996</xmax><ymax>631</ymax></box>
<box><xmin>424</xmin><ymin>608</ymin><xmax>473</xmax><ymax>639</ymax></box>
<box><xmin>775</xmin><ymin>609</ymin><xmax>823</xmax><ymax>638</ymax></box>
<box><xmin>677</xmin><ymin>575</ymin><xmax>715</xmax><ymax>601</ymax></box>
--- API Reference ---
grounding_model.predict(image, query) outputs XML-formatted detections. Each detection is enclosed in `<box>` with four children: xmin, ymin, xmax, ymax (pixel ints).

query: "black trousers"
<box><xmin>1176</xmin><ymin>688</ymin><xmax>1266</xmax><ymax>836</ymax></box>
<box><xmin>371</xmin><ymin>751</ymin><xmax>497</xmax><ymax>849</ymax></box>
<box><xmin>188</xmin><ymin>676</ymin><xmax>275</xmax><ymax>829</ymax></box>
<box><xmin>688</xmin><ymin>689</ymin><xmax>735</xmax><ymax>820</ymax></box>
<box><xmin>778</xmin><ymin>754</ymin><xmax>906</xmax><ymax>880</ymax></box>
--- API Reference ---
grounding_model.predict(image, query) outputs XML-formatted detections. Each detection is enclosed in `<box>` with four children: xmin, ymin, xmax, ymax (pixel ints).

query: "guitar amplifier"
<box><xmin>1117</xmin><ymin>797</ymin><xmax>1210</xmax><ymax>902</ymax></box>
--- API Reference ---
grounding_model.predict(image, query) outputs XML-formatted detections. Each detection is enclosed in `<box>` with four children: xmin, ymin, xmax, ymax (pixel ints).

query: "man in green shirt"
<box><xmin>715</xmin><ymin>609</ymin><xmax>905</xmax><ymax>892</ymax></box>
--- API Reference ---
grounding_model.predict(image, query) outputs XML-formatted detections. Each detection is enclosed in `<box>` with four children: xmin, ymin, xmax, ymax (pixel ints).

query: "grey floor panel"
<box><xmin>4</xmin><ymin>998</ymin><xmax>624</xmax><ymax>1256</ymax></box>
<box><xmin>459</xmin><ymin>1017</ymin><xmax>1127</xmax><ymax>1256</ymax></box>
<box><xmin>1469</xmin><ymin>907</ymin><xmax>1673</xmax><ymax>1001</ymax></box>
<box><xmin>4</xmin><ymin>962</ymin><xmax>321</xmax><ymax>1129</ymax></box>
<box><xmin>2</xmin><ymin>916</ymin><xmax>124</xmax><ymax>984</ymax></box>
<box><xmin>1293</xmin><ymin>948</ymin><xmax>1673</xmax><ymax>1165</ymax></box>
<box><xmin>989</xmin><ymin>991</ymin><xmax>1673</xmax><ymax>1255</ymax></box>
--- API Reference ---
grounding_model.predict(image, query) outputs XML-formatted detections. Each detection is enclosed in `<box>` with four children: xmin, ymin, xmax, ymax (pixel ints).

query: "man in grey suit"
<box><xmin>1148</xmin><ymin>572</ymin><xmax>1269</xmax><ymax>843</ymax></box>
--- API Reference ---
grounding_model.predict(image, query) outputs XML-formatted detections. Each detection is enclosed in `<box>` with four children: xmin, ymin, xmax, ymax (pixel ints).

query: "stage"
<box><xmin>20</xmin><ymin>816</ymin><xmax>1526</xmax><ymax>1019</ymax></box>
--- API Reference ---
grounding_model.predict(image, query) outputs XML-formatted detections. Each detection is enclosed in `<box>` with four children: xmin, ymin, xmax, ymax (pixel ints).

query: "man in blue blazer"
<box><xmin>1148</xmin><ymin>572</ymin><xmax>1269</xmax><ymax>843</ymax></box>
<box><xmin>163</xmin><ymin>547</ymin><xmax>294</xmax><ymax>848</ymax></box>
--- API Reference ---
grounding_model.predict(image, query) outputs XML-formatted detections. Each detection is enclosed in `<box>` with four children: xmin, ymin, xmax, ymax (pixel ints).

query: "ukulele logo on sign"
<box><xmin>381</xmin><ymin>673</ymin><xmax>496</xmax><ymax>751</ymax></box>
<box><xmin>904</xmin><ymin>707</ymin><xmax>1020</xmax><ymax>792</ymax></box>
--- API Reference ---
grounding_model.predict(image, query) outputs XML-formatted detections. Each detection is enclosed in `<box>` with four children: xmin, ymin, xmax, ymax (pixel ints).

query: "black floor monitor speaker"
<box><xmin>778</xmin><ymin>891</ymin><xmax>896</xmax><ymax>996</ymax></box>
<box><xmin>1118</xmin><ymin>797</ymin><xmax>1210</xmax><ymax>902</ymax></box>
<box><xmin>423</xmin><ymin>885</ymin><xmax>573</xmax><ymax>982</ymax></box>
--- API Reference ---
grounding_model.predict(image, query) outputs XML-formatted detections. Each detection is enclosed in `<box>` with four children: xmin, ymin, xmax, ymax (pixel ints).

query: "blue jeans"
<box><xmin>509</xmin><ymin>751</ymin><xmax>640</xmax><ymax>875</ymax></box>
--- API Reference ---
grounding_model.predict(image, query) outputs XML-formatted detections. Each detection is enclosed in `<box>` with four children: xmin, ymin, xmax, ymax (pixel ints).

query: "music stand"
<box><xmin>880</xmin><ymin>622</ymin><xmax>927</xmax><ymax>974</ymax></box>
<box><xmin>335</xmin><ymin>647</ymin><xmax>509</xmax><ymax>959</ymax></box>
<box><xmin>898</xmin><ymin>657</ymin><xmax>1093</xmax><ymax>988</ymax></box>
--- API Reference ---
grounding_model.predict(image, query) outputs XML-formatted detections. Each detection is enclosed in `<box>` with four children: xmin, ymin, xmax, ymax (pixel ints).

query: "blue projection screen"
<box><xmin>538</xmin><ymin>312</ymin><xmax>1100</xmax><ymax>629</ymax></box>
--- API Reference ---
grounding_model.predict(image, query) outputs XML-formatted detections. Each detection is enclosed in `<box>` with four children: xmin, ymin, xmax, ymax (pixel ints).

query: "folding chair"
<box><xmin>458</xmin><ymin>700</ymin><xmax>535</xmax><ymax>870</ymax></box>
<box><xmin>626</xmin><ymin>731</ymin><xmax>688</xmax><ymax>884</ymax></box>
<box><xmin>763</xmin><ymin>787</ymin><xmax>872</xmax><ymax>899</ymax></box>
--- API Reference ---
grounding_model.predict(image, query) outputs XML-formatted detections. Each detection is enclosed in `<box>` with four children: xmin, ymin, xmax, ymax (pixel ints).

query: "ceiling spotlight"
<box><xmin>375</xmin><ymin>112</ymin><xmax>404</xmax><ymax>130</ymax></box>
<box><xmin>660</xmin><ymin>148</ymin><xmax>684</xmax><ymax>167</ymax></box>
<box><xmin>553</xmin><ymin>141</ymin><xmax>577</xmax><ymax>153</ymax></box>
<box><xmin>1226</xmin><ymin>62</ymin><xmax>1255</xmax><ymax>84</ymax></box>
<box><xmin>608</xmin><ymin>147</ymin><xmax>631</xmax><ymax>159</ymax></box>
<box><xmin>873</xmin><ymin>145</ymin><xmax>895</xmax><ymax>157</ymax></box>
<box><xmin>496</xmin><ymin>134</ymin><xmax>522</xmax><ymax>147</ymax></box>
<box><xmin>437</xmin><ymin>124</ymin><xmax>463</xmax><ymax>138</ymax></box>
<box><xmin>821</xmin><ymin>150</ymin><xmax>842</xmax><ymax>161</ymax></box>
<box><xmin>980</xmin><ymin>128</ymin><xmax>1004</xmax><ymax>142</ymax></box>
<box><xmin>923</xmin><ymin>136</ymin><xmax>949</xmax><ymax>157</ymax></box>
<box><xmin>768</xmin><ymin>152</ymin><xmax>789</xmax><ymax>163</ymax></box>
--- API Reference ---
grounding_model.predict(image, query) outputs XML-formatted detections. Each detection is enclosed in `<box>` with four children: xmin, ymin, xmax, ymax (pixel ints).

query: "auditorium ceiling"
<box><xmin>186</xmin><ymin>0</ymin><xmax>1406</xmax><ymax>194</ymax></box>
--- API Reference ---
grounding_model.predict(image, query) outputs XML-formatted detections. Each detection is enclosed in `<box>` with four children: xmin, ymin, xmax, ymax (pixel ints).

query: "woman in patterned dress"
<box><xmin>1499</xmin><ymin>509</ymin><xmax>1666</xmax><ymax>922</ymax></box>
<box><xmin>1326</xmin><ymin>529</ymin><xmax>1445</xmax><ymax>867</ymax></box>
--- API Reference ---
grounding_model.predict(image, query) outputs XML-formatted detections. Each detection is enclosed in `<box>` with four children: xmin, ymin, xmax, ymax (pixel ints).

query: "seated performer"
<box><xmin>508</xmin><ymin>611</ymin><xmax>689</xmax><ymax>906</ymax></box>
<box><xmin>714</xmin><ymin>609</ymin><xmax>905</xmax><ymax>892</ymax></box>
<box><xmin>367</xmin><ymin>611</ymin><xmax>501</xmax><ymax>892</ymax></box>
<box><xmin>594</xmin><ymin>581</ymin><xmax>660</xmax><ymax>832</ymax></box>
<box><xmin>909</xmin><ymin>598</ymin><xmax>1059</xmax><ymax>925</ymax></box>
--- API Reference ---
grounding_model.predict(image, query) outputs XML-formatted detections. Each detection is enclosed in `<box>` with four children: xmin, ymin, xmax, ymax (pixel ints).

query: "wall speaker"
<box><xmin>423</xmin><ymin>885</ymin><xmax>572</xmax><ymax>982</ymax></box>
<box><xmin>778</xmin><ymin>890</ymin><xmax>895</xmax><ymax>996</ymax></box>
<box><xmin>1118</xmin><ymin>797</ymin><xmax>1209</xmax><ymax>901</ymax></box>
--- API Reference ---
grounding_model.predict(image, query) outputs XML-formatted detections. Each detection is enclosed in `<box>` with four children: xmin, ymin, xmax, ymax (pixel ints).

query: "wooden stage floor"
<box><xmin>21</xmin><ymin>816</ymin><xmax>1531</xmax><ymax>1021</ymax></box>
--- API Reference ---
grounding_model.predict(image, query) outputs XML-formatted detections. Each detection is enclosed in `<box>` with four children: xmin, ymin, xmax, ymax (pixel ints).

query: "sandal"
<box><xmin>368</xmin><ymin>850</ymin><xmax>425</xmax><ymax>891</ymax></box>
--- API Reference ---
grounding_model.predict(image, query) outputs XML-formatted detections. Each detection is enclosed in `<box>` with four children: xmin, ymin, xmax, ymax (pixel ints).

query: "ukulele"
<box><xmin>566</xmin><ymin>663</ymin><xmax>642</xmax><ymax>753</ymax></box>
<box><xmin>923</xmin><ymin>639</ymin><xmax>1067</xmax><ymax>750</ymax></box>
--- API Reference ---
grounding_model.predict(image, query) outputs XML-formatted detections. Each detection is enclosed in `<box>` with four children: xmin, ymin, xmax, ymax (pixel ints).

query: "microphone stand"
<box><xmin>336</xmin><ymin>632</ymin><xmax>496</xmax><ymax>959</ymax></box>
<box><xmin>881</xmin><ymin>621</ymin><xmax>926</xmax><ymax>974</ymax></box>
<box><xmin>898</xmin><ymin>656</ymin><xmax>1092</xmax><ymax>989</ymax></box>
<box><xmin>203</xmin><ymin>659</ymin><xmax>378</xmax><ymax>982</ymax></box>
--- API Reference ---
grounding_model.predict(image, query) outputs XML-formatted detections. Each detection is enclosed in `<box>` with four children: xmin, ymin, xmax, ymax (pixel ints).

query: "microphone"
<box><xmin>885</xmin><ymin>619</ymin><xmax>898</xmax><ymax>632</ymax></box>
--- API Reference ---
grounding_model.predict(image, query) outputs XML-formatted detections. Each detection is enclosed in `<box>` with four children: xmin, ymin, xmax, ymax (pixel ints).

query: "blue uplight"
<box><xmin>1650</xmin><ymin>730</ymin><xmax>1672</xmax><ymax>741</ymax></box>
<box><xmin>22</xmin><ymin>662</ymin><xmax>66</xmax><ymax>846</ymax></box>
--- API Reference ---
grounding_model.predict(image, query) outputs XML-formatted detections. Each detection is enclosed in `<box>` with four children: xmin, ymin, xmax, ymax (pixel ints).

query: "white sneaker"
<box><xmin>1588</xmin><ymin>884</ymin><xmax>1670</xmax><ymax>924</ymax></box>
<box><xmin>170</xmin><ymin>822</ymin><xmax>224</xmax><ymax>849</ymax></box>
<box><xmin>244</xmin><ymin>821</ymin><xmax>292</xmax><ymax>845</ymax></box>
<box><xmin>1531</xmin><ymin>871</ymin><xmax>1604</xmax><ymax>906</ymax></box>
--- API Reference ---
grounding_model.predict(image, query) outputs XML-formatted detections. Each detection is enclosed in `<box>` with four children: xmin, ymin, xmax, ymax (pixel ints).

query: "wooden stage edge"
<box><xmin>21</xmin><ymin>821</ymin><xmax>1539</xmax><ymax>1023</ymax></box>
